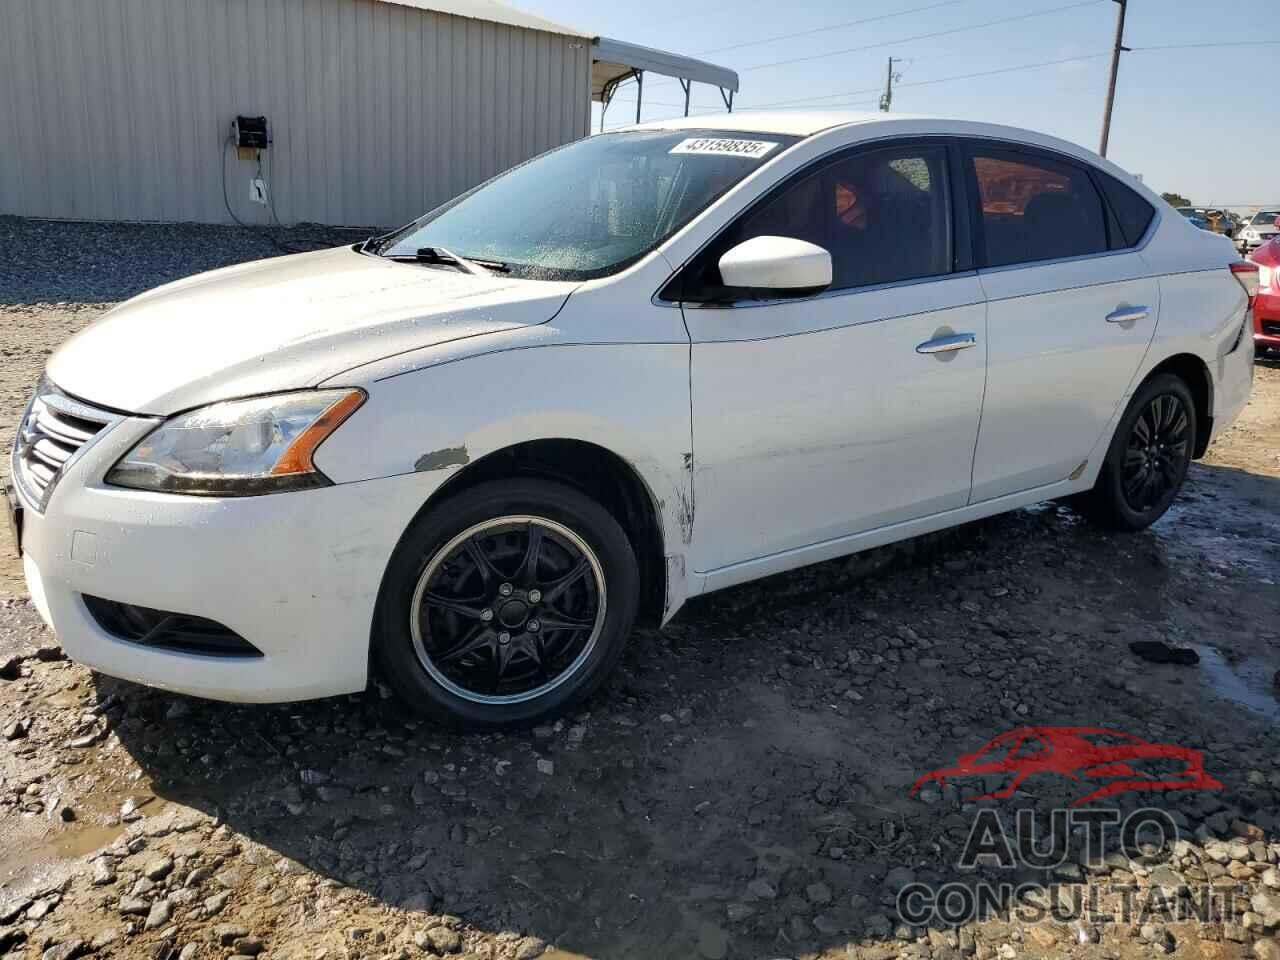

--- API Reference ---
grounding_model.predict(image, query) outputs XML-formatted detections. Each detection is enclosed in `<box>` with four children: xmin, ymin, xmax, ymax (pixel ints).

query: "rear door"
<box><xmin>963</xmin><ymin>142</ymin><xmax>1159</xmax><ymax>503</ymax></box>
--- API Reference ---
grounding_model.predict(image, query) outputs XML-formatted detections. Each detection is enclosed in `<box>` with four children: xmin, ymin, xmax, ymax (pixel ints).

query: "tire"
<box><xmin>1081</xmin><ymin>373</ymin><xmax>1197</xmax><ymax>531</ymax></box>
<box><xmin>373</xmin><ymin>478</ymin><xmax>639</xmax><ymax>729</ymax></box>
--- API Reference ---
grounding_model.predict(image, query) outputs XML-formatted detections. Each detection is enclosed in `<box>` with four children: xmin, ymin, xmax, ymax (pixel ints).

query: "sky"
<box><xmin>519</xmin><ymin>0</ymin><xmax>1279</xmax><ymax>212</ymax></box>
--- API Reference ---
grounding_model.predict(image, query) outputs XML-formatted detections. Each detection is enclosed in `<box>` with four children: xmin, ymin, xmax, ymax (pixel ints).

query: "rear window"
<box><xmin>968</xmin><ymin>149</ymin><xmax>1107</xmax><ymax>267</ymax></box>
<box><xmin>1096</xmin><ymin>171</ymin><xmax>1156</xmax><ymax>247</ymax></box>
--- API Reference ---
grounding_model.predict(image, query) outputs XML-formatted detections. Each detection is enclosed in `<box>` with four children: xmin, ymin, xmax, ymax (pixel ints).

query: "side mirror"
<box><xmin>718</xmin><ymin>236</ymin><xmax>832</xmax><ymax>298</ymax></box>
<box><xmin>1274</xmin><ymin>216</ymin><xmax>1280</xmax><ymax>229</ymax></box>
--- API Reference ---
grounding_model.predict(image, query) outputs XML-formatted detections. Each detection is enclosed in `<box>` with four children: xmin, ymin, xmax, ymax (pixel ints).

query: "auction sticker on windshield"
<box><xmin>669</xmin><ymin>138</ymin><xmax>779</xmax><ymax>159</ymax></box>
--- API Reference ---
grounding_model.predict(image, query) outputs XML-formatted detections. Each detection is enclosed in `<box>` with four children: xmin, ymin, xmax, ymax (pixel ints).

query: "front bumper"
<box><xmin>17</xmin><ymin>414</ymin><xmax>441</xmax><ymax>703</ymax></box>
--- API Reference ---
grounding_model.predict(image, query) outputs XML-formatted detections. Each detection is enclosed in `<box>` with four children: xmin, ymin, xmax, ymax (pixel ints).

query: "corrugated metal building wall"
<box><xmin>0</xmin><ymin>0</ymin><xmax>592</xmax><ymax>227</ymax></box>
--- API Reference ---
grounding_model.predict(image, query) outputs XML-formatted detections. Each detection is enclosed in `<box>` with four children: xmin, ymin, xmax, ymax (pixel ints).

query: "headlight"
<box><xmin>1260</xmin><ymin>265</ymin><xmax>1275</xmax><ymax>290</ymax></box>
<box><xmin>107</xmin><ymin>389</ymin><xmax>365</xmax><ymax>495</ymax></box>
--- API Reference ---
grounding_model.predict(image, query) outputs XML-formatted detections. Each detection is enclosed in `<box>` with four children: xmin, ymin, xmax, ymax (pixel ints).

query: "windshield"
<box><xmin>374</xmin><ymin>130</ymin><xmax>799</xmax><ymax>281</ymax></box>
<box><xmin>1252</xmin><ymin>211</ymin><xmax>1280</xmax><ymax>225</ymax></box>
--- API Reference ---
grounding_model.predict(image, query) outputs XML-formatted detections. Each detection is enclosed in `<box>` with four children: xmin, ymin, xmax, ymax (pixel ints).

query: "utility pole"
<box><xmin>1098</xmin><ymin>0</ymin><xmax>1129</xmax><ymax>156</ymax></box>
<box><xmin>879</xmin><ymin>57</ymin><xmax>900</xmax><ymax>112</ymax></box>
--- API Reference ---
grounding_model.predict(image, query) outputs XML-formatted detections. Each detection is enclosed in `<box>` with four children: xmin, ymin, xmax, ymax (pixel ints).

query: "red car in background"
<box><xmin>1251</xmin><ymin>233</ymin><xmax>1280</xmax><ymax>359</ymax></box>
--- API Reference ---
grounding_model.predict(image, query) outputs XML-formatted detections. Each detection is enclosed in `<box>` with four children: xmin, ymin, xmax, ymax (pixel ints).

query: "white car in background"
<box><xmin>7</xmin><ymin>113</ymin><xmax>1257</xmax><ymax>728</ymax></box>
<box><xmin>1239</xmin><ymin>210</ymin><xmax>1280</xmax><ymax>254</ymax></box>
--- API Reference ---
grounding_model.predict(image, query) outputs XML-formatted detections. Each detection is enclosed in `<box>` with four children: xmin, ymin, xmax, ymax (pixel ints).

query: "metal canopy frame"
<box><xmin>593</xmin><ymin>37</ymin><xmax>738</xmax><ymax>132</ymax></box>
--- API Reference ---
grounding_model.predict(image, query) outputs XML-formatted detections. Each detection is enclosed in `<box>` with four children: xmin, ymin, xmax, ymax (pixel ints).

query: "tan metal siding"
<box><xmin>0</xmin><ymin>0</ymin><xmax>591</xmax><ymax>226</ymax></box>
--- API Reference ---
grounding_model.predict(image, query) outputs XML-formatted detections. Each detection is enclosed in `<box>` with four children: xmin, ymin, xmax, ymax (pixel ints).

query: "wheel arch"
<box><xmin>1139</xmin><ymin>353</ymin><xmax>1214</xmax><ymax>458</ymax></box>
<box><xmin>417</xmin><ymin>439</ymin><xmax>669</xmax><ymax>626</ymax></box>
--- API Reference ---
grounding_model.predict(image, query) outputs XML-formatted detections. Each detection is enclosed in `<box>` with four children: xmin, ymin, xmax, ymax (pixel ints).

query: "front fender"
<box><xmin>313</xmin><ymin>342</ymin><xmax>696</xmax><ymax>612</ymax></box>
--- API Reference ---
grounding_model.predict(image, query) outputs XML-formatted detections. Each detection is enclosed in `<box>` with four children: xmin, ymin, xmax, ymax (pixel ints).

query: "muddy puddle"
<box><xmin>1192</xmin><ymin>643</ymin><xmax>1280</xmax><ymax>724</ymax></box>
<box><xmin>0</xmin><ymin>781</ymin><xmax>182</xmax><ymax>897</ymax></box>
<box><xmin>0</xmin><ymin>807</ymin><xmax>120</xmax><ymax>897</ymax></box>
<box><xmin>1155</xmin><ymin>493</ymin><xmax>1280</xmax><ymax>585</ymax></box>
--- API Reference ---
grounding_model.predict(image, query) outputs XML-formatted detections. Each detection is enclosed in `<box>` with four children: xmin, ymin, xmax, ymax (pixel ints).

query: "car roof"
<box><xmin>618</xmin><ymin>111</ymin><xmax>1162</xmax><ymax>212</ymax></box>
<box><xmin>626</xmin><ymin>110</ymin><xmax>890</xmax><ymax>137</ymax></box>
<box><xmin>623</xmin><ymin>112</ymin><xmax>1124</xmax><ymax>170</ymax></box>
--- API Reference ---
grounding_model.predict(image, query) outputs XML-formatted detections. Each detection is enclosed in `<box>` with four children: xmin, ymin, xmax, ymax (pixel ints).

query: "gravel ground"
<box><xmin>1</xmin><ymin>218</ymin><xmax>1279</xmax><ymax>960</ymax></box>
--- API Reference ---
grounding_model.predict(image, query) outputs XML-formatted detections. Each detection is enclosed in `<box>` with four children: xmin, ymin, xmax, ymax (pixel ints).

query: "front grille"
<box><xmin>1263</xmin><ymin>321</ymin><xmax>1280</xmax><ymax>337</ymax></box>
<box><xmin>12</xmin><ymin>379</ymin><xmax>118</xmax><ymax>511</ymax></box>
<box><xmin>83</xmin><ymin>595</ymin><xmax>263</xmax><ymax>658</ymax></box>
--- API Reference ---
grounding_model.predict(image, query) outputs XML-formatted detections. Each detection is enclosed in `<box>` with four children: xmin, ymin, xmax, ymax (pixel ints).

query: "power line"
<box><xmin>742</xmin><ymin>84</ymin><xmax>891</xmax><ymax>109</ymax></box>
<box><xmin>735</xmin><ymin>0</ymin><xmax>1104</xmax><ymax>73</ymax></box>
<box><xmin>740</xmin><ymin>52</ymin><xmax>1110</xmax><ymax>109</ymax></box>
<box><xmin>695</xmin><ymin>0</ymin><xmax>972</xmax><ymax>56</ymax></box>
<box><xmin>718</xmin><ymin>40</ymin><xmax>1280</xmax><ymax>113</ymax></box>
<box><xmin>610</xmin><ymin>34</ymin><xmax>1280</xmax><ymax>127</ymax></box>
<box><xmin>1129</xmin><ymin>40</ymin><xmax>1280</xmax><ymax>51</ymax></box>
<box><xmin>639</xmin><ymin>0</ymin><xmax>1096</xmax><ymax>92</ymax></box>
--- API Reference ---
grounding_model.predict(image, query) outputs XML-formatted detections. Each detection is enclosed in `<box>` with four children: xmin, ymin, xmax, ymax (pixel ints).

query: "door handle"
<box><xmin>916</xmin><ymin>332</ymin><xmax>978</xmax><ymax>354</ymax></box>
<box><xmin>1106</xmin><ymin>305</ymin><xmax>1149</xmax><ymax>324</ymax></box>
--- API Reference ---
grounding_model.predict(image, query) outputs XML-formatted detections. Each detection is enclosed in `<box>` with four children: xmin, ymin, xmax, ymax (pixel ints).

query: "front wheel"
<box><xmin>1081</xmin><ymin>373</ymin><xmax>1197</xmax><ymax>531</ymax></box>
<box><xmin>374</xmin><ymin>478</ymin><xmax>640</xmax><ymax>729</ymax></box>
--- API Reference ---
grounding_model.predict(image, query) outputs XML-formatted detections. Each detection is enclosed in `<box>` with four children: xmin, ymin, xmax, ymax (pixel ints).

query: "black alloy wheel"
<box><xmin>374</xmin><ymin>478</ymin><xmax>639</xmax><ymax>729</ymax></box>
<box><xmin>1082</xmin><ymin>373</ymin><xmax>1197</xmax><ymax>531</ymax></box>
<box><xmin>1120</xmin><ymin>393</ymin><xmax>1192</xmax><ymax>513</ymax></box>
<box><xmin>411</xmin><ymin>516</ymin><xmax>605</xmax><ymax>704</ymax></box>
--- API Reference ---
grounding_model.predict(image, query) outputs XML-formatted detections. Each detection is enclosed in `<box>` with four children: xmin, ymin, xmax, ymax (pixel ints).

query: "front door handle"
<box><xmin>1106</xmin><ymin>305</ymin><xmax>1149</xmax><ymax>324</ymax></box>
<box><xmin>916</xmin><ymin>332</ymin><xmax>978</xmax><ymax>354</ymax></box>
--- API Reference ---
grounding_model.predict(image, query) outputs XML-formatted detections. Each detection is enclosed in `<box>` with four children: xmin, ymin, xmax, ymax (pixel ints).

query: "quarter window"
<box><xmin>1096</xmin><ymin>171</ymin><xmax>1156</xmax><ymax>248</ymax></box>
<box><xmin>969</xmin><ymin>149</ymin><xmax>1108</xmax><ymax>267</ymax></box>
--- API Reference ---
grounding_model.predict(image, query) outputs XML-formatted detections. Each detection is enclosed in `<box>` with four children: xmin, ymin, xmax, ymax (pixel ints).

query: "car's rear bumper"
<box><xmin>1207</xmin><ymin>316</ymin><xmax>1256</xmax><ymax>445</ymax></box>
<box><xmin>17</xmin><ymin>415</ymin><xmax>440</xmax><ymax>703</ymax></box>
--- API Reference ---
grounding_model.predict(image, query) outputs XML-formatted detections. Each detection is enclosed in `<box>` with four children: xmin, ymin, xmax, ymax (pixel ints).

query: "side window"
<box><xmin>1096</xmin><ymin>171</ymin><xmax>1156</xmax><ymax>248</ymax></box>
<box><xmin>968</xmin><ymin>148</ymin><xmax>1108</xmax><ymax>267</ymax></box>
<box><xmin>678</xmin><ymin>144</ymin><xmax>952</xmax><ymax>300</ymax></box>
<box><xmin>822</xmin><ymin>149</ymin><xmax>950</xmax><ymax>289</ymax></box>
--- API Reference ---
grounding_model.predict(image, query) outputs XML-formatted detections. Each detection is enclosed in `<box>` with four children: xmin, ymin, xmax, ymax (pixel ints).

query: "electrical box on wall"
<box><xmin>233</xmin><ymin>115</ymin><xmax>269</xmax><ymax>150</ymax></box>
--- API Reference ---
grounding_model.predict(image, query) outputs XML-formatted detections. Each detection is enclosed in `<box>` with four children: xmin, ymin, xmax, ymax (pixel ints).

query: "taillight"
<box><xmin>1231</xmin><ymin>261</ymin><xmax>1260</xmax><ymax>307</ymax></box>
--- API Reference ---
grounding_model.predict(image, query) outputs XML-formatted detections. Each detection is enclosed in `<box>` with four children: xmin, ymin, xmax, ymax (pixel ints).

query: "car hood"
<box><xmin>46</xmin><ymin>247</ymin><xmax>577</xmax><ymax>415</ymax></box>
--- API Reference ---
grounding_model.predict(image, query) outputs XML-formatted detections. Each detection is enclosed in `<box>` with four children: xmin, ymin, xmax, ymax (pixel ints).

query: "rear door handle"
<box><xmin>916</xmin><ymin>332</ymin><xmax>978</xmax><ymax>354</ymax></box>
<box><xmin>1106</xmin><ymin>305</ymin><xmax>1149</xmax><ymax>324</ymax></box>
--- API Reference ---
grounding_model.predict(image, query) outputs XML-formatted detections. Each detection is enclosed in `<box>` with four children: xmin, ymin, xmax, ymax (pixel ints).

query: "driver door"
<box><xmin>673</xmin><ymin>141</ymin><xmax>989</xmax><ymax>585</ymax></box>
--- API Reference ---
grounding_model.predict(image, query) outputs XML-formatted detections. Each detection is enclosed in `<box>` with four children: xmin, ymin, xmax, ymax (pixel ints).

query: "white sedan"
<box><xmin>1239</xmin><ymin>210</ymin><xmax>1280</xmax><ymax>254</ymax></box>
<box><xmin>7</xmin><ymin>113</ymin><xmax>1257</xmax><ymax>728</ymax></box>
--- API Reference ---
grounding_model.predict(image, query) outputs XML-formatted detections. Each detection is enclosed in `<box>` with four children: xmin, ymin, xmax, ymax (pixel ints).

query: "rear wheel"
<box><xmin>1082</xmin><ymin>373</ymin><xmax>1196</xmax><ymax>531</ymax></box>
<box><xmin>374</xmin><ymin>478</ymin><xmax>639</xmax><ymax>729</ymax></box>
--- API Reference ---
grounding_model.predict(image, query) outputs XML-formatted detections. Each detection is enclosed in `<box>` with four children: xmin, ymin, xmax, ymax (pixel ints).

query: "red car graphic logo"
<box><xmin>911</xmin><ymin>726</ymin><xmax>1223</xmax><ymax>806</ymax></box>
